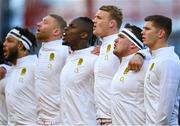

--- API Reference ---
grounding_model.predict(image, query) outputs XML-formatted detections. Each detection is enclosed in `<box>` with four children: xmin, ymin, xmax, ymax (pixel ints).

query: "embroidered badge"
<box><xmin>147</xmin><ymin>74</ymin><xmax>150</xmax><ymax>81</ymax></box>
<box><xmin>123</xmin><ymin>67</ymin><xmax>129</xmax><ymax>75</ymax></box>
<box><xmin>106</xmin><ymin>44</ymin><xmax>111</xmax><ymax>53</ymax></box>
<box><xmin>119</xmin><ymin>76</ymin><xmax>124</xmax><ymax>82</ymax></box>
<box><xmin>77</xmin><ymin>58</ymin><xmax>83</xmax><ymax>66</ymax></box>
<box><xmin>75</xmin><ymin>58</ymin><xmax>83</xmax><ymax>73</ymax></box>
<box><xmin>48</xmin><ymin>64</ymin><xmax>52</xmax><ymax>69</ymax></box>
<box><xmin>104</xmin><ymin>55</ymin><xmax>108</xmax><ymax>60</ymax></box>
<box><xmin>49</xmin><ymin>52</ymin><xmax>55</xmax><ymax>61</ymax></box>
<box><xmin>104</xmin><ymin>44</ymin><xmax>112</xmax><ymax>60</ymax></box>
<box><xmin>149</xmin><ymin>63</ymin><xmax>154</xmax><ymax>71</ymax></box>
<box><xmin>21</xmin><ymin>68</ymin><xmax>26</xmax><ymax>76</ymax></box>
<box><xmin>119</xmin><ymin>67</ymin><xmax>129</xmax><ymax>83</ymax></box>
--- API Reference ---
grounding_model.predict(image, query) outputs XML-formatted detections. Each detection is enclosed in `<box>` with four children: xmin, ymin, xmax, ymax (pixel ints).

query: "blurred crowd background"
<box><xmin>0</xmin><ymin>0</ymin><xmax>180</xmax><ymax>55</ymax></box>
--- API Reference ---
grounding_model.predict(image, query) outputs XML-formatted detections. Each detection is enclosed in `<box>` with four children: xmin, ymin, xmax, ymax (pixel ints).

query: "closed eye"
<box><xmin>118</xmin><ymin>34</ymin><xmax>125</xmax><ymax>39</ymax></box>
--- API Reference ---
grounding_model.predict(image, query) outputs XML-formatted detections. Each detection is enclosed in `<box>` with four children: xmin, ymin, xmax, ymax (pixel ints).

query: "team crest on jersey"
<box><xmin>49</xmin><ymin>52</ymin><xmax>55</xmax><ymax>61</ymax></box>
<box><xmin>123</xmin><ymin>67</ymin><xmax>129</xmax><ymax>75</ymax></box>
<box><xmin>119</xmin><ymin>76</ymin><xmax>124</xmax><ymax>82</ymax></box>
<box><xmin>106</xmin><ymin>44</ymin><xmax>111</xmax><ymax>53</ymax></box>
<box><xmin>48</xmin><ymin>64</ymin><xmax>52</xmax><ymax>69</ymax></box>
<box><xmin>104</xmin><ymin>44</ymin><xmax>111</xmax><ymax>60</ymax></box>
<box><xmin>21</xmin><ymin>68</ymin><xmax>26</xmax><ymax>76</ymax></box>
<box><xmin>147</xmin><ymin>74</ymin><xmax>150</xmax><ymax>81</ymax></box>
<box><xmin>74</xmin><ymin>58</ymin><xmax>83</xmax><ymax>73</ymax></box>
<box><xmin>77</xmin><ymin>58</ymin><xmax>83</xmax><ymax>66</ymax></box>
<box><xmin>149</xmin><ymin>63</ymin><xmax>154</xmax><ymax>71</ymax></box>
<box><xmin>119</xmin><ymin>67</ymin><xmax>129</xmax><ymax>83</ymax></box>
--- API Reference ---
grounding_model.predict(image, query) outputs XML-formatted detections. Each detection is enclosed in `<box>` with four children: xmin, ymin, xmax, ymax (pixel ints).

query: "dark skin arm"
<box><xmin>0</xmin><ymin>67</ymin><xmax>6</xmax><ymax>80</ymax></box>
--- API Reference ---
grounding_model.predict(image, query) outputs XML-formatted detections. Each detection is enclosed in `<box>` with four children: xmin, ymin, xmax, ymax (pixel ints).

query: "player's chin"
<box><xmin>113</xmin><ymin>49</ymin><xmax>117</xmax><ymax>55</ymax></box>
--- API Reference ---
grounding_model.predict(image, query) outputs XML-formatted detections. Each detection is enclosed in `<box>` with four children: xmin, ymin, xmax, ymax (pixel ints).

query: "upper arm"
<box><xmin>0</xmin><ymin>66</ymin><xmax>7</xmax><ymax>80</ymax></box>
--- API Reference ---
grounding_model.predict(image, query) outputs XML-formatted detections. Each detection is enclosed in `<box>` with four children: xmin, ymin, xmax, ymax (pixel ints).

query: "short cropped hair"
<box><xmin>49</xmin><ymin>14</ymin><xmax>67</xmax><ymax>31</ymax></box>
<box><xmin>144</xmin><ymin>15</ymin><xmax>172</xmax><ymax>39</ymax></box>
<box><xmin>100</xmin><ymin>5</ymin><xmax>123</xmax><ymax>29</ymax></box>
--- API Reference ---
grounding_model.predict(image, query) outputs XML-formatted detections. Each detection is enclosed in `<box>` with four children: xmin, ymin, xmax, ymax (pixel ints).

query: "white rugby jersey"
<box><xmin>60</xmin><ymin>47</ymin><xmax>98</xmax><ymax>125</ymax></box>
<box><xmin>0</xmin><ymin>64</ymin><xmax>11</xmax><ymax>125</ymax></box>
<box><xmin>0</xmin><ymin>78</ymin><xmax>7</xmax><ymax>125</ymax></box>
<box><xmin>5</xmin><ymin>55</ymin><xmax>37</xmax><ymax>125</ymax></box>
<box><xmin>144</xmin><ymin>47</ymin><xmax>180</xmax><ymax>125</ymax></box>
<box><xmin>35</xmin><ymin>39</ymin><xmax>69</xmax><ymax>124</ymax></box>
<box><xmin>111</xmin><ymin>54</ymin><xmax>148</xmax><ymax>125</ymax></box>
<box><xmin>94</xmin><ymin>34</ymin><xmax>119</xmax><ymax>119</ymax></box>
<box><xmin>94</xmin><ymin>34</ymin><xmax>151</xmax><ymax>119</ymax></box>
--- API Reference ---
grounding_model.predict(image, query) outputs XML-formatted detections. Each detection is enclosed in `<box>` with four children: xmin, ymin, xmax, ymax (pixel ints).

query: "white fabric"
<box><xmin>60</xmin><ymin>47</ymin><xmax>98</xmax><ymax>125</ymax></box>
<box><xmin>144</xmin><ymin>46</ymin><xmax>180</xmax><ymax>125</ymax></box>
<box><xmin>5</xmin><ymin>55</ymin><xmax>37</xmax><ymax>125</ymax></box>
<box><xmin>0</xmin><ymin>64</ymin><xmax>11</xmax><ymax>125</ymax></box>
<box><xmin>111</xmin><ymin>54</ymin><xmax>148</xmax><ymax>125</ymax></box>
<box><xmin>35</xmin><ymin>39</ymin><xmax>69</xmax><ymax>124</ymax></box>
<box><xmin>0</xmin><ymin>78</ymin><xmax>8</xmax><ymax>125</ymax></box>
<box><xmin>94</xmin><ymin>34</ymin><xmax>120</xmax><ymax>119</ymax></box>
